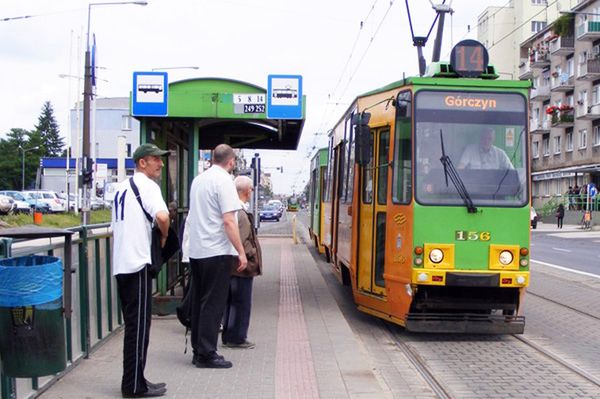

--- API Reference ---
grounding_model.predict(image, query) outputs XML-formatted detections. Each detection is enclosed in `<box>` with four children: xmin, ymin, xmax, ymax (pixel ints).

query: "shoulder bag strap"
<box><xmin>129</xmin><ymin>177</ymin><xmax>153</xmax><ymax>224</ymax></box>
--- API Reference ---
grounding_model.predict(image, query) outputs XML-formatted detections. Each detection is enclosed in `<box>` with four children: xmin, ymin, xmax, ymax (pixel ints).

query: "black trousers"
<box><xmin>190</xmin><ymin>255</ymin><xmax>235</xmax><ymax>357</ymax></box>
<box><xmin>116</xmin><ymin>265</ymin><xmax>152</xmax><ymax>395</ymax></box>
<box><xmin>222</xmin><ymin>276</ymin><xmax>254</xmax><ymax>345</ymax></box>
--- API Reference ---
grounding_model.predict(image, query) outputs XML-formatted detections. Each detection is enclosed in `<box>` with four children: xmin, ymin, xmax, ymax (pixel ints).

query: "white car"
<box><xmin>22</xmin><ymin>190</ymin><xmax>67</xmax><ymax>213</ymax></box>
<box><xmin>0</xmin><ymin>194</ymin><xmax>14</xmax><ymax>215</ymax></box>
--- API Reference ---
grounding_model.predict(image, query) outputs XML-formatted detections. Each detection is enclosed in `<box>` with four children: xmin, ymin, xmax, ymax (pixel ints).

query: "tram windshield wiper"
<box><xmin>439</xmin><ymin>129</ymin><xmax>477</xmax><ymax>213</ymax></box>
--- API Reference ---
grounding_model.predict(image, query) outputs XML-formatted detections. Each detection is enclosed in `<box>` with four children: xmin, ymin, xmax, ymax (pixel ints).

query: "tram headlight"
<box><xmin>429</xmin><ymin>249</ymin><xmax>444</xmax><ymax>264</ymax></box>
<box><xmin>499</xmin><ymin>250</ymin><xmax>513</xmax><ymax>265</ymax></box>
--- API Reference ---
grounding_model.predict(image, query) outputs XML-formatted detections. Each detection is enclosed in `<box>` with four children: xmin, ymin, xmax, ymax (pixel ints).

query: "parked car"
<box><xmin>22</xmin><ymin>190</ymin><xmax>66</xmax><ymax>213</ymax></box>
<box><xmin>0</xmin><ymin>191</ymin><xmax>32</xmax><ymax>214</ymax></box>
<box><xmin>260</xmin><ymin>204</ymin><xmax>281</xmax><ymax>222</ymax></box>
<box><xmin>530</xmin><ymin>207</ymin><xmax>538</xmax><ymax>229</ymax></box>
<box><xmin>10</xmin><ymin>191</ymin><xmax>52</xmax><ymax>213</ymax></box>
<box><xmin>0</xmin><ymin>194</ymin><xmax>14</xmax><ymax>215</ymax></box>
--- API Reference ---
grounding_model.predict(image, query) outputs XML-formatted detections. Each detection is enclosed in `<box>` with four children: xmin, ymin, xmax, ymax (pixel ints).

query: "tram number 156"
<box><xmin>455</xmin><ymin>231</ymin><xmax>491</xmax><ymax>241</ymax></box>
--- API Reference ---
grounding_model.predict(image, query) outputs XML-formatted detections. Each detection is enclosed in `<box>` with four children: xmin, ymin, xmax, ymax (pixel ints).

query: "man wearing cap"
<box><xmin>111</xmin><ymin>143</ymin><xmax>170</xmax><ymax>398</ymax></box>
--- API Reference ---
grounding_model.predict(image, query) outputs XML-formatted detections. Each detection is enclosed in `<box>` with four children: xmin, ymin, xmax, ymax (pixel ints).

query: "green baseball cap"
<box><xmin>133</xmin><ymin>143</ymin><xmax>170</xmax><ymax>162</ymax></box>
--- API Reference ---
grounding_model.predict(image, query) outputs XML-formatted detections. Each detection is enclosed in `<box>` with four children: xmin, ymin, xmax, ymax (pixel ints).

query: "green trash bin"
<box><xmin>0</xmin><ymin>255</ymin><xmax>66</xmax><ymax>378</ymax></box>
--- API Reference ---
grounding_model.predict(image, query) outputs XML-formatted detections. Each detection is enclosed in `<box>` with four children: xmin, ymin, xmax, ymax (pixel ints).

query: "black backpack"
<box><xmin>176</xmin><ymin>279</ymin><xmax>192</xmax><ymax>329</ymax></box>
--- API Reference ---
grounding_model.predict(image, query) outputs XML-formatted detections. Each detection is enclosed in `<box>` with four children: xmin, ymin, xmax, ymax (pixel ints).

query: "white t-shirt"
<box><xmin>458</xmin><ymin>145</ymin><xmax>513</xmax><ymax>170</ymax></box>
<box><xmin>111</xmin><ymin>172</ymin><xmax>168</xmax><ymax>275</ymax></box>
<box><xmin>187</xmin><ymin>165</ymin><xmax>241</xmax><ymax>259</ymax></box>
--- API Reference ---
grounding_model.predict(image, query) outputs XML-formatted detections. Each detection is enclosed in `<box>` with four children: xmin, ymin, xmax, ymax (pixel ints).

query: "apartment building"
<box><xmin>519</xmin><ymin>0</ymin><xmax>600</xmax><ymax>208</ymax></box>
<box><xmin>478</xmin><ymin>0</ymin><xmax>568</xmax><ymax>80</ymax></box>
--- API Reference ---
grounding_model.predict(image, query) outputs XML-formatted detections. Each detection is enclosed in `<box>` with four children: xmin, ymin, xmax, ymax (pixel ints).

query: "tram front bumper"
<box><xmin>405</xmin><ymin>313</ymin><xmax>525</xmax><ymax>334</ymax></box>
<box><xmin>412</xmin><ymin>269</ymin><xmax>530</xmax><ymax>288</ymax></box>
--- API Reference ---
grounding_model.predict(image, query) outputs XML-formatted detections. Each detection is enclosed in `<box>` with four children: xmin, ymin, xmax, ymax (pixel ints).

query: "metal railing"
<box><xmin>0</xmin><ymin>223</ymin><xmax>122</xmax><ymax>399</ymax></box>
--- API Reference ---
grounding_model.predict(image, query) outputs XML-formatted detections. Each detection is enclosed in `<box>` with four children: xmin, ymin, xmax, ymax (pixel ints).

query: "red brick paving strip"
<box><xmin>275</xmin><ymin>243</ymin><xmax>320</xmax><ymax>399</ymax></box>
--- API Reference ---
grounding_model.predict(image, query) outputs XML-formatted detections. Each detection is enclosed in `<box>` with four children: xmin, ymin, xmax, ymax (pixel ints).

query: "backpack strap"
<box><xmin>129</xmin><ymin>177</ymin><xmax>153</xmax><ymax>224</ymax></box>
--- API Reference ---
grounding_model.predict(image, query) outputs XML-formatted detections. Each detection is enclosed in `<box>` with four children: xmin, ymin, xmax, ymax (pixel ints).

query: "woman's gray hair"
<box><xmin>234</xmin><ymin>175</ymin><xmax>253</xmax><ymax>193</ymax></box>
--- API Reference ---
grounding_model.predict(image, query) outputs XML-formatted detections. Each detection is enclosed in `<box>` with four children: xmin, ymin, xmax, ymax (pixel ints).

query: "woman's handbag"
<box><xmin>129</xmin><ymin>178</ymin><xmax>180</xmax><ymax>277</ymax></box>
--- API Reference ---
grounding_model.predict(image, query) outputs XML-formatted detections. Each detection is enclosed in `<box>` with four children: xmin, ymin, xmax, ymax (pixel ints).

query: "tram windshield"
<box><xmin>414</xmin><ymin>90</ymin><xmax>528</xmax><ymax>207</ymax></box>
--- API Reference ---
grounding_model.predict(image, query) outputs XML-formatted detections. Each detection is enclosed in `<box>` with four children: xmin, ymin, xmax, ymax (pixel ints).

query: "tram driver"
<box><xmin>457</xmin><ymin>127</ymin><xmax>513</xmax><ymax>170</ymax></box>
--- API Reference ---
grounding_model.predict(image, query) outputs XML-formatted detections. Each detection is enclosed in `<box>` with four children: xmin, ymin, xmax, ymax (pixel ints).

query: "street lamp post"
<box><xmin>81</xmin><ymin>1</ymin><xmax>147</xmax><ymax>225</ymax></box>
<box><xmin>19</xmin><ymin>145</ymin><xmax>39</xmax><ymax>191</ymax></box>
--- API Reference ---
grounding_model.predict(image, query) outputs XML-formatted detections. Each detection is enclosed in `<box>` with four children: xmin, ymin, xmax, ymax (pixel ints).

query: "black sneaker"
<box><xmin>122</xmin><ymin>385</ymin><xmax>166</xmax><ymax>398</ymax></box>
<box><xmin>223</xmin><ymin>340</ymin><xmax>255</xmax><ymax>349</ymax></box>
<box><xmin>194</xmin><ymin>353</ymin><xmax>232</xmax><ymax>369</ymax></box>
<box><xmin>192</xmin><ymin>352</ymin><xmax>224</xmax><ymax>365</ymax></box>
<box><xmin>145</xmin><ymin>381</ymin><xmax>166</xmax><ymax>390</ymax></box>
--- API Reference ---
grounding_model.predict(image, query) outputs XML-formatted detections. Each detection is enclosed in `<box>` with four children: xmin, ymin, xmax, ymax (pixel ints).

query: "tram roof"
<box><xmin>358</xmin><ymin>76</ymin><xmax>532</xmax><ymax>98</ymax></box>
<box><xmin>132</xmin><ymin>77</ymin><xmax>305</xmax><ymax>150</ymax></box>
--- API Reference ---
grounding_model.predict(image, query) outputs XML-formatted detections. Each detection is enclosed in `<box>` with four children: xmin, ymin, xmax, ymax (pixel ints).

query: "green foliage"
<box><xmin>0</xmin><ymin>209</ymin><xmax>111</xmax><ymax>228</ymax></box>
<box><xmin>540</xmin><ymin>196</ymin><xmax>567</xmax><ymax>217</ymax></box>
<box><xmin>35</xmin><ymin>101</ymin><xmax>64</xmax><ymax>157</ymax></box>
<box><xmin>0</xmin><ymin>101</ymin><xmax>64</xmax><ymax>190</ymax></box>
<box><xmin>552</xmin><ymin>14</ymin><xmax>574</xmax><ymax>37</ymax></box>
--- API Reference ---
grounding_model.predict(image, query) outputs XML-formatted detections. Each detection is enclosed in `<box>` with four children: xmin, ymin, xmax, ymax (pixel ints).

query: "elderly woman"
<box><xmin>222</xmin><ymin>175</ymin><xmax>262</xmax><ymax>349</ymax></box>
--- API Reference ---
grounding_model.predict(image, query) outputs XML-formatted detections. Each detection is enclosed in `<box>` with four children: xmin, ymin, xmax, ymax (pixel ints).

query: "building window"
<box><xmin>542</xmin><ymin>135</ymin><xmax>550</xmax><ymax>156</ymax></box>
<box><xmin>566</xmin><ymin>130</ymin><xmax>573</xmax><ymax>151</ymax></box>
<box><xmin>579</xmin><ymin>129</ymin><xmax>587</xmax><ymax>149</ymax></box>
<box><xmin>554</xmin><ymin>135</ymin><xmax>561</xmax><ymax>154</ymax></box>
<box><xmin>127</xmin><ymin>144</ymin><xmax>132</xmax><ymax>157</ymax></box>
<box><xmin>121</xmin><ymin>115</ymin><xmax>132</xmax><ymax>131</ymax></box>
<box><xmin>555</xmin><ymin>179</ymin><xmax>562</xmax><ymax>196</ymax></box>
<box><xmin>531</xmin><ymin>0</ymin><xmax>547</xmax><ymax>4</ymax></box>
<box><xmin>594</xmin><ymin>125</ymin><xmax>600</xmax><ymax>146</ymax></box>
<box><xmin>532</xmin><ymin>21</ymin><xmax>547</xmax><ymax>33</ymax></box>
<box><xmin>533</xmin><ymin>141</ymin><xmax>539</xmax><ymax>158</ymax></box>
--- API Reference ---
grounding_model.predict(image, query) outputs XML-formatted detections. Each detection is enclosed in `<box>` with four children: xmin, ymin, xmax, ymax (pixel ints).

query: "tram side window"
<box><xmin>362</xmin><ymin>132</ymin><xmax>375</xmax><ymax>204</ymax></box>
<box><xmin>324</xmin><ymin>136</ymin><xmax>335</xmax><ymax>202</ymax></box>
<box><xmin>342</xmin><ymin>115</ymin><xmax>355</xmax><ymax>204</ymax></box>
<box><xmin>337</xmin><ymin>142</ymin><xmax>346</xmax><ymax>200</ymax></box>
<box><xmin>392</xmin><ymin>90</ymin><xmax>413</xmax><ymax>204</ymax></box>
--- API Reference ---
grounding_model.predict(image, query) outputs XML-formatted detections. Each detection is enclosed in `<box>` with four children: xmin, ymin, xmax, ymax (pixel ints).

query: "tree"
<box><xmin>0</xmin><ymin>128</ymin><xmax>39</xmax><ymax>190</ymax></box>
<box><xmin>35</xmin><ymin>101</ymin><xmax>64</xmax><ymax>157</ymax></box>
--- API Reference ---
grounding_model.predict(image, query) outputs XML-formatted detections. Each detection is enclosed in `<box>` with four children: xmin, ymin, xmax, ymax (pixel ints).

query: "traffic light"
<box><xmin>82</xmin><ymin>169</ymin><xmax>93</xmax><ymax>186</ymax></box>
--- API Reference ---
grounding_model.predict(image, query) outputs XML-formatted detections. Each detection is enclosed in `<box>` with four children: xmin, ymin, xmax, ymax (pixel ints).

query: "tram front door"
<box><xmin>357</xmin><ymin>127</ymin><xmax>390</xmax><ymax>297</ymax></box>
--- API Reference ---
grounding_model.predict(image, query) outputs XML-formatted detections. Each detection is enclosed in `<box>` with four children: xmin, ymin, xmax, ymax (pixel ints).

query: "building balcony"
<box><xmin>530</xmin><ymin>118</ymin><xmax>551</xmax><ymax>134</ymax></box>
<box><xmin>531</xmin><ymin>85</ymin><xmax>551</xmax><ymax>102</ymax></box>
<box><xmin>549</xmin><ymin>36</ymin><xmax>575</xmax><ymax>56</ymax></box>
<box><xmin>518</xmin><ymin>59</ymin><xmax>532</xmax><ymax>80</ymax></box>
<box><xmin>577</xmin><ymin>21</ymin><xmax>600</xmax><ymax>41</ymax></box>
<box><xmin>550</xmin><ymin>75</ymin><xmax>575</xmax><ymax>92</ymax></box>
<box><xmin>577</xmin><ymin>58</ymin><xmax>600</xmax><ymax>80</ymax></box>
<box><xmin>530</xmin><ymin>50</ymin><xmax>550</xmax><ymax>68</ymax></box>
<box><xmin>551</xmin><ymin>109</ymin><xmax>575</xmax><ymax>127</ymax></box>
<box><xmin>576</xmin><ymin>104</ymin><xmax>600</xmax><ymax>120</ymax></box>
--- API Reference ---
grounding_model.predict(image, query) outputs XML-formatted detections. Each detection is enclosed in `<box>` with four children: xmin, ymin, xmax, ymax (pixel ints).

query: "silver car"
<box><xmin>0</xmin><ymin>194</ymin><xmax>15</xmax><ymax>215</ymax></box>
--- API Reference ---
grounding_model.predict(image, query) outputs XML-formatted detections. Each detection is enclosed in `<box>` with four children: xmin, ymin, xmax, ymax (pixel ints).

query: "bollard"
<box><xmin>292</xmin><ymin>215</ymin><xmax>298</xmax><ymax>245</ymax></box>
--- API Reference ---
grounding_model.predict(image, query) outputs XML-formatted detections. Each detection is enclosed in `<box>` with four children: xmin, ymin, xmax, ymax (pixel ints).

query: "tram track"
<box><xmin>512</xmin><ymin>333</ymin><xmax>600</xmax><ymax>388</ymax></box>
<box><xmin>527</xmin><ymin>290</ymin><xmax>600</xmax><ymax>322</ymax></box>
<box><xmin>382</xmin><ymin>322</ymin><xmax>454</xmax><ymax>399</ymax></box>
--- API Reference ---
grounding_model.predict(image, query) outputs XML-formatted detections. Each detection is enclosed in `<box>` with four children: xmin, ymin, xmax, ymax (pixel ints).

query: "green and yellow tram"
<box><xmin>287</xmin><ymin>196</ymin><xmax>299</xmax><ymax>212</ymax></box>
<box><xmin>317</xmin><ymin>41</ymin><xmax>531</xmax><ymax>333</ymax></box>
<box><xmin>309</xmin><ymin>148</ymin><xmax>328</xmax><ymax>254</ymax></box>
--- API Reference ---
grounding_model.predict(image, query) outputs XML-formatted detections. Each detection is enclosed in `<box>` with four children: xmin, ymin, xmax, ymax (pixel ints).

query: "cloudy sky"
<box><xmin>1</xmin><ymin>0</ymin><xmax>509</xmax><ymax>194</ymax></box>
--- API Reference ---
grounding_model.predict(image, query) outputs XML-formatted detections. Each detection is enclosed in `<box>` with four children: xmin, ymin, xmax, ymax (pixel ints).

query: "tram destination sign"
<box><xmin>233</xmin><ymin>93</ymin><xmax>266</xmax><ymax>114</ymax></box>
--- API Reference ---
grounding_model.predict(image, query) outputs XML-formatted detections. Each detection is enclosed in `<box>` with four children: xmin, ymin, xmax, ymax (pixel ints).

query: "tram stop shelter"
<box><xmin>131</xmin><ymin>77</ymin><xmax>306</xmax><ymax>310</ymax></box>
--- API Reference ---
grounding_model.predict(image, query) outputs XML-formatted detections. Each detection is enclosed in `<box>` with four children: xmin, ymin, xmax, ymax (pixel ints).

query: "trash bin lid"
<box><xmin>0</xmin><ymin>226</ymin><xmax>73</xmax><ymax>239</ymax></box>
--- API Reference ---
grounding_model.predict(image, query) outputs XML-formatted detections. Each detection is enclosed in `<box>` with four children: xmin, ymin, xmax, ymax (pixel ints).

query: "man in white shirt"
<box><xmin>457</xmin><ymin>128</ymin><xmax>513</xmax><ymax>170</ymax></box>
<box><xmin>187</xmin><ymin>144</ymin><xmax>247</xmax><ymax>369</ymax></box>
<box><xmin>111</xmin><ymin>143</ymin><xmax>170</xmax><ymax>398</ymax></box>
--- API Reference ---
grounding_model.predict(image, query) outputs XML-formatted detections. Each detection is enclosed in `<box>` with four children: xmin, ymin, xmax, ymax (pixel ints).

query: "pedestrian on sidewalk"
<box><xmin>222</xmin><ymin>176</ymin><xmax>262</xmax><ymax>350</ymax></box>
<box><xmin>556</xmin><ymin>203</ymin><xmax>565</xmax><ymax>229</ymax></box>
<box><xmin>187</xmin><ymin>144</ymin><xmax>247</xmax><ymax>369</ymax></box>
<box><xmin>567</xmin><ymin>186</ymin><xmax>575</xmax><ymax>210</ymax></box>
<box><xmin>111</xmin><ymin>143</ymin><xmax>170</xmax><ymax>398</ymax></box>
<box><xmin>574</xmin><ymin>185</ymin><xmax>581</xmax><ymax>210</ymax></box>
